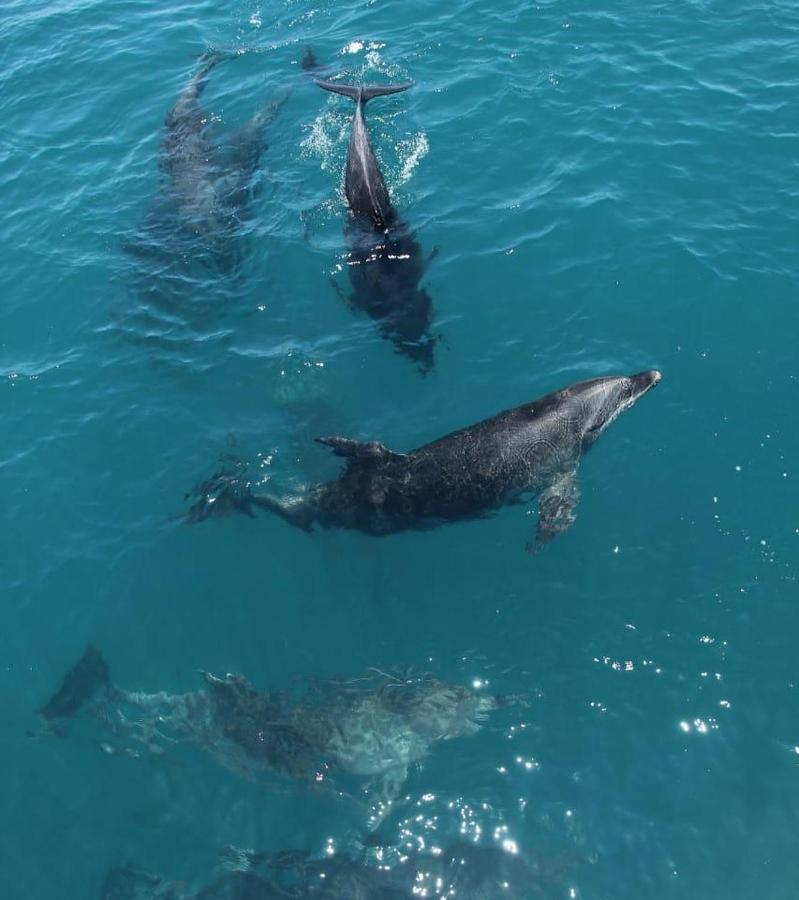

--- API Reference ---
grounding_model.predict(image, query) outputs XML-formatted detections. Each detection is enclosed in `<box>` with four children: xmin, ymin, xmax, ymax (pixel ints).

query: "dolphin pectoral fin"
<box><xmin>248</xmin><ymin>88</ymin><xmax>291</xmax><ymax>132</ymax></box>
<box><xmin>220</xmin><ymin>90</ymin><xmax>291</xmax><ymax>182</ymax></box>
<box><xmin>530</xmin><ymin>470</ymin><xmax>581</xmax><ymax>551</ymax></box>
<box><xmin>315</xmin><ymin>436</ymin><xmax>407</xmax><ymax>463</ymax></box>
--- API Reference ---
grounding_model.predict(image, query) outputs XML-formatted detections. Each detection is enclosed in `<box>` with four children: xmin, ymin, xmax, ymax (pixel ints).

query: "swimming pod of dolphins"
<box><xmin>37</xmin><ymin>40</ymin><xmax>664</xmax><ymax>898</ymax></box>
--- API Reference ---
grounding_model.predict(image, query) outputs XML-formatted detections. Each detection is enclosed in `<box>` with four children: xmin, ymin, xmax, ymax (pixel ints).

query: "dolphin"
<box><xmin>315</xmin><ymin>78</ymin><xmax>436</xmax><ymax>372</ymax></box>
<box><xmin>125</xmin><ymin>53</ymin><xmax>287</xmax><ymax>281</ymax></box>
<box><xmin>39</xmin><ymin>648</ymin><xmax>512</xmax><ymax>823</ymax></box>
<box><xmin>99</xmin><ymin>841</ymin><xmax>557</xmax><ymax>899</ymax></box>
<box><xmin>187</xmin><ymin>370</ymin><xmax>662</xmax><ymax>550</ymax></box>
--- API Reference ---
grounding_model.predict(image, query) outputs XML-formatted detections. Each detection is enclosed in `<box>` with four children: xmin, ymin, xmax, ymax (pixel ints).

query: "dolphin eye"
<box><xmin>585</xmin><ymin>420</ymin><xmax>604</xmax><ymax>439</ymax></box>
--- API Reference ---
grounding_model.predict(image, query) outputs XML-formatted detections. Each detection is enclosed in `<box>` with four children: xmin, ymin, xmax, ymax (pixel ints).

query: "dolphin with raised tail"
<box><xmin>315</xmin><ymin>78</ymin><xmax>437</xmax><ymax>371</ymax></box>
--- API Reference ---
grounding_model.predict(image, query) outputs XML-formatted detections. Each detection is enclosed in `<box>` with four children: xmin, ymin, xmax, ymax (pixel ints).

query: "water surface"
<box><xmin>2</xmin><ymin>0</ymin><xmax>799</xmax><ymax>896</ymax></box>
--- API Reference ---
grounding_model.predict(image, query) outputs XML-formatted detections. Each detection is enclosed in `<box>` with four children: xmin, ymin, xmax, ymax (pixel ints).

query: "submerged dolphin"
<box><xmin>125</xmin><ymin>53</ymin><xmax>287</xmax><ymax>281</ymax></box>
<box><xmin>315</xmin><ymin>78</ymin><xmax>436</xmax><ymax>372</ymax></box>
<box><xmin>40</xmin><ymin>648</ymin><xmax>511</xmax><ymax>823</ymax></box>
<box><xmin>99</xmin><ymin>841</ymin><xmax>558</xmax><ymax>899</ymax></box>
<box><xmin>187</xmin><ymin>370</ymin><xmax>662</xmax><ymax>549</ymax></box>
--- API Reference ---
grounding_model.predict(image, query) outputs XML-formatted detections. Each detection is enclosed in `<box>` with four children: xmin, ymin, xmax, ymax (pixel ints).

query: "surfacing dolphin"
<box><xmin>39</xmin><ymin>648</ymin><xmax>512</xmax><ymax>825</ymax></box>
<box><xmin>187</xmin><ymin>370</ymin><xmax>662</xmax><ymax>550</ymax></box>
<box><xmin>315</xmin><ymin>78</ymin><xmax>436</xmax><ymax>372</ymax></box>
<box><xmin>125</xmin><ymin>52</ymin><xmax>287</xmax><ymax>284</ymax></box>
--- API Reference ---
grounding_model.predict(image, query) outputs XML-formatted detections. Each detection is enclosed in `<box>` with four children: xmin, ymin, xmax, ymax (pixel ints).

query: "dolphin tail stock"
<box><xmin>314</xmin><ymin>78</ymin><xmax>413</xmax><ymax>104</ymax></box>
<box><xmin>183</xmin><ymin>458</ymin><xmax>316</xmax><ymax>532</ymax></box>
<box><xmin>190</xmin><ymin>47</ymin><xmax>229</xmax><ymax>86</ymax></box>
<box><xmin>250</xmin><ymin>492</ymin><xmax>316</xmax><ymax>533</ymax></box>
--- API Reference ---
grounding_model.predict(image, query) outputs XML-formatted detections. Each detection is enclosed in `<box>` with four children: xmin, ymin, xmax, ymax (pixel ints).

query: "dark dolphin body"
<box><xmin>40</xmin><ymin>648</ymin><xmax>509</xmax><ymax>822</ymax></box>
<box><xmin>187</xmin><ymin>370</ymin><xmax>662</xmax><ymax>549</ymax></box>
<box><xmin>123</xmin><ymin>53</ymin><xmax>286</xmax><ymax>320</ymax></box>
<box><xmin>316</xmin><ymin>79</ymin><xmax>436</xmax><ymax>372</ymax></box>
<box><xmin>99</xmin><ymin>842</ymin><xmax>561</xmax><ymax>899</ymax></box>
<box><xmin>100</xmin><ymin>864</ymin><xmax>271</xmax><ymax>899</ymax></box>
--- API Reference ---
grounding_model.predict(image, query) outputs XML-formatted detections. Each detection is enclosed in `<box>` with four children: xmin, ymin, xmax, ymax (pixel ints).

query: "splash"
<box><xmin>397</xmin><ymin>132</ymin><xmax>429</xmax><ymax>184</ymax></box>
<box><xmin>341</xmin><ymin>40</ymin><xmax>386</xmax><ymax>55</ymax></box>
<box><xmin>300</xmin><ymin>109</ymin><xmax>349</xmax><ymax>172</ymax></box>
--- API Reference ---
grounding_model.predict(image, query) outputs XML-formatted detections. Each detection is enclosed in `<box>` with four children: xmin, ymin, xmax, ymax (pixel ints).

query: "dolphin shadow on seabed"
<box><xmin>37</xmin><ymin>646</ymin><xmax>521</xmax><ymax>829</ymax></box>
<box><xmin>314</xmin><ymin>76</ymin><xmax>437</xmax><ymax>374</ymax></box>
<box><xmin>99</xmin><ymin>840</ymin><xmax>576</xmax><ymax>899</ymax></box>
<box><xmin>119</xmin><ymin>52</ymin><xmax>289</xmax><ymax>343</ymax></box>
<box><xmin>186</xmin><ymin>370</ymin><xmax>662</xmax><ymax>551</ymax></box>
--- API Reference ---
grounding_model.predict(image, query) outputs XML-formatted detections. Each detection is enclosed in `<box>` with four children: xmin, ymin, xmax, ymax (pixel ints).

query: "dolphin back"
<box><xmin>314</xmin><ymin>79</ymin><xmax>413</xmax><ymax>104</ymax></box>
<box><xmin>316</xmin><ymin>78</ymin><xmax>412</xmax><ymax>228</ymax></box>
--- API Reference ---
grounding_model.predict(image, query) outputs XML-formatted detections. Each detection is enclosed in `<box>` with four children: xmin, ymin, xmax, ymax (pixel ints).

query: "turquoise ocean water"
<box><xmin>2</xmin><ymin>0</ymin><xmax>799</xmax><ymax>896</ymax></box>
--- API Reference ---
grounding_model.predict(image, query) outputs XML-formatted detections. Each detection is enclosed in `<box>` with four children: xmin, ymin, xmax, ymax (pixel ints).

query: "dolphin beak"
<box><xmin>631</xmin><ymin>369</ymin><xmax>662</xmax><ymax>399</ymax></box>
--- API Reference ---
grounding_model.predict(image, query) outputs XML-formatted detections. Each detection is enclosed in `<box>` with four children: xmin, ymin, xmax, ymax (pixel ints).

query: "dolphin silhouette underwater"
<box><xmin>315</xmin><ymin>78</ymin><xmax>437</xmax><ymax>372</ymax></box>
<box><xmin>187</xmin><ymin>370</ymin><xmax>662</xmax><ymax>550</ymax></box>
<box><xmin>39</xmin><ymin>647</ymin><xmax>513</xmax><ymax>824</ymax></box>
<box><xmin>125</xmin><ymin>52</ymin><xmax>287</xmax><ymax>285</ymax></box>
<box><xmin>99</xmin><ymin>840</ymin><xmax>559</xmax><ymax>899</ymax></box>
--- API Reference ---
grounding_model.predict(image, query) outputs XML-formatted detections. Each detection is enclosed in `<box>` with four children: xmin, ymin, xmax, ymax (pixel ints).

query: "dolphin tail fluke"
<box><xmin>314</xmin><ymin>79</ymin><xmax>412</xmax><ymax>104</ymax></box>
<box><xmin>40</xmin><ymin>644</ymin><xmax>111</xmax><ymax>720</ymax></box>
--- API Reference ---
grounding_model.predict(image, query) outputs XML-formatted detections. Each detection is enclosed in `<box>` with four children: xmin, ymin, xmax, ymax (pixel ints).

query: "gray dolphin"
<box><xmin>99</xmin><ymin>841</ymin><xmax>559</xmax><ymax>899</ymax></box>
<box><xmin>187</xmin><ymin>370</ymin><xmax>662</xmax><ymax>550</ymax></box>
<box><xmin>125</xmin><ymin>53</ymin><xmax>287</xmax><ymax>279</ymax></box>
<box><xmin>100</xmin><ymin>864</ymin><xmax>273</xmax><ymax>899</ymax></box>
<box><xmin>40</xmin><ymin>649</ymin><xmax>512</xmax><ymax>824</ymax></box>
<box><xmin>315</xmin><ymin>78</ymin><xmax>436</xmax><ymax>372</ymax></box>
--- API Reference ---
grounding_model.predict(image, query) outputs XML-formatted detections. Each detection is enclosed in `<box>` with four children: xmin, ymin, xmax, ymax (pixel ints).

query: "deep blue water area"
<box><xmin>2</xmin><ymin>0</ymin><xmax>799</xmax><ymax>897</ymax></box>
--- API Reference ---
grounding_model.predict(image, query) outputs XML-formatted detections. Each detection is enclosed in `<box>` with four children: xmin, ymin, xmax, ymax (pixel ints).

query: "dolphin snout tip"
<box><xmin>635</xmin><ymin>368</ymin><xmax>661</xmax><ymax>385</ymax></box>
<box><xmin>631</xmin><ymin>369</ymin><xmax>662</xmax><ymax>397</ymax></box>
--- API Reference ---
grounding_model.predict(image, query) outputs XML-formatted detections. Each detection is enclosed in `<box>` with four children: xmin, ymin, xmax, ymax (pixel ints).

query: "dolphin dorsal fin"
<box><xmin>315</xmin><ymin>436</ymin><xmax>406</xmax><ymax>464</ymax></box>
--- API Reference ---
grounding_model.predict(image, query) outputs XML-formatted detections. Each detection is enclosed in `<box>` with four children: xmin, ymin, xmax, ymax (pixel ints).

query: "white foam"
<box><xmin>341</xmin><ymin>40</ymin><xmax>385</xmax><ymax>55</ymax></box>
<box><xmin>397</xmin><ymin>132</ymin><xmax>429</xmax><ymax>184</ymax></box>
<box><xmin>300</xmin><ymin>110</ymin><xmax>349</xmax><ymax>172</ymax></box>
